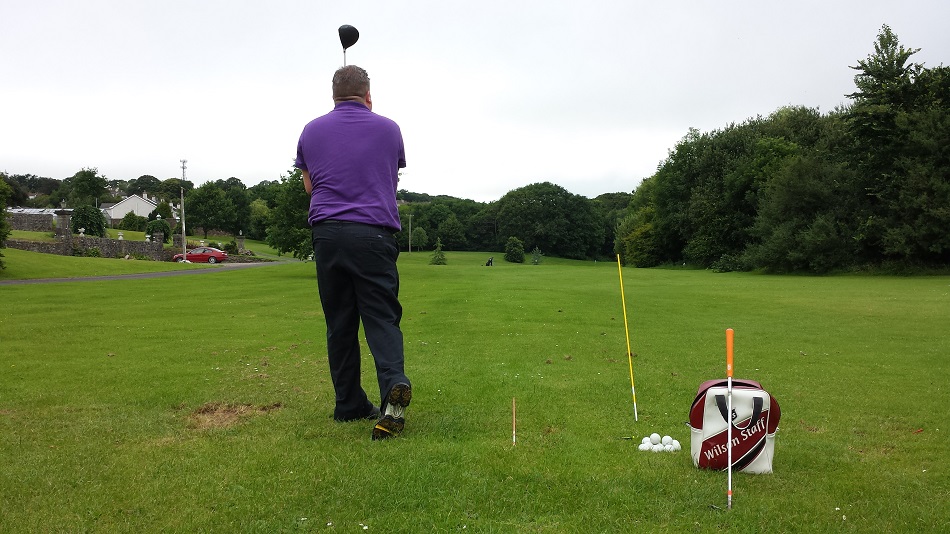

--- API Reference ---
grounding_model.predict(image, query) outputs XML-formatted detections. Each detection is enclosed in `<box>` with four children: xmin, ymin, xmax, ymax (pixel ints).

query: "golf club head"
<box><xmin>339</xmin><ymin>25</ymin><xmax>359</xmax><ymax>51</ymax></box>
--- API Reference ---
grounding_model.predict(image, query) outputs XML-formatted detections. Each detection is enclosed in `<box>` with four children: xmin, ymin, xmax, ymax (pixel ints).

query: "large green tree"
<box><xmin>436</xmin><ymin>213</ymin><xmax>466</xmax><ymax>250</ymax></box>
<box><xmin>621</xmin><ymin>107</ymin><xmax>850</xmax><ymax>270</ymax></box>
<box><xmin>8</xmin><ymin>173</ymin><xmax>59</xmax><ymax>196</ymax></box>
<box><xmin>247</xmin><ymin>198</ymin><xmax>271</xmax><ymax>241</ymax></box>
<box><xmin>265</xmin><ymin>169</ymin><xmax>312</xmax><ymax>259</ymax></box>
<box><xmin>186</xmin><ymin>182</ymin><xmax>233</xmax><ymax>238</ymax></box>
<box><xmin>216</xmin><ymin>177</ymin><xmax>250</xmax><ymax>236</ymax></box>
<box><xmin>467</xmin><ymin>203</ymin><xmax>500</xmax><ymax>252</ymax></box>
<box><xmin>495</xmin><ymin>182</ymin><xmax>605</xmax><ymax>259</ymax></box>
<box><xmin>593</xmin><ymin>192</ymin><xmax>632</xmax><ymax>258</ymax></box>
<box><xmin>2</xmin><ymin>173</ymin><xmax>30</xmax><ymax>206</ymax></box>
<box><xmin>158</xmin><ymin>178</ymin><xmax>194</xmax><ymax>201</ymax></box>
<box><xmin>615</xmin><ymin>177</ymin><xmax>661</xmax><ymax>267</ymax></box>
<box><xmin>65</xmin><ymin>168</ymin><xmax>108</xmax><ymax>207</ymax></box>
<box><xmin>743</xmin><ymin>153</ymin><xmax>858</xmax><ymax>273</ymax></box>
<box><xmin>847</xmin><ymin>25</ymin><xmax>950</xmax><ymax>265</ymax></box>
<box><xmin>249</xmin><ymin>180</ymin><xmax>281</xmax><ymax>208</ymax></box>
<box><xmin>128</xmin><ymin>175</ymin><xmax>162</xmax><ymax>197</ymax></box>
<box><xmin>8</xmin><ymin>173</ymin><xmax>60</xmax><ymax>208</ymax></box>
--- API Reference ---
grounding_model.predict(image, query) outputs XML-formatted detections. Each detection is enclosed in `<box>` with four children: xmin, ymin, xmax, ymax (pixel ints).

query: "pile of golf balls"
<box><xmin>637</xmin><ymin>433</ymin><xmax>681</xmax><ymax>452</ymax></box>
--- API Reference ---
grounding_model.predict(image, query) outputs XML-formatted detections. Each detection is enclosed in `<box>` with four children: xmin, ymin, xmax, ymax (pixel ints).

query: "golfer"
<box><xmin>295</xmin><ymin>65</ymin><xmax>411</xmax><ymax>440</ymax></box>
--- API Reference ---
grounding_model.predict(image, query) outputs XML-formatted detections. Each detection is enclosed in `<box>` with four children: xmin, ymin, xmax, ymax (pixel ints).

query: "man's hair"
<box><xmin>332</xmin><ymin>65</ymin><xmax>370</xmax><ymax>100</ymax></box>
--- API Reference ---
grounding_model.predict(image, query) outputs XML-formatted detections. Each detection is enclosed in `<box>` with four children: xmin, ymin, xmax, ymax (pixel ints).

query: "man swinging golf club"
<box><xmin>295</xmin><ymin>54</ymin><xmax>411</xmax><ymax>439</ymax></box>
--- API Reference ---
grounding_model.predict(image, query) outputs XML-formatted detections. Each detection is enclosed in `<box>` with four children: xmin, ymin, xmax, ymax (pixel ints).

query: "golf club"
<box><xmin>338</xmin><ymin>24</ymin><xmax>359</xmax><ymax>65</ymax></box>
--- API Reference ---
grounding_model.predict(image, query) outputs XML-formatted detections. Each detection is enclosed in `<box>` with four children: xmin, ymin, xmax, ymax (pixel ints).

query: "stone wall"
<box><xmin>8</xmin><ymin>212</ymin><xmax>55</xmax><ymax>232</ymax></box>
<box><xmin>4</xmin><ymin>234</ymin><xmax>168</xmax><ymax>261</ymax></box>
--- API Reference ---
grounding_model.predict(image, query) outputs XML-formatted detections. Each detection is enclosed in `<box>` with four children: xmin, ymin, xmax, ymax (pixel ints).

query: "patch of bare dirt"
<box><xmin>188</xmin><ymin>402</ymin><xmax>282</xmax><ymax>430</ymax></box>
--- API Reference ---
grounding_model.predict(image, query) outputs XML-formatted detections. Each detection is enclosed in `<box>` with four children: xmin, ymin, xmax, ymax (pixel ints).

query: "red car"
<box><xmin>173</xmin><ymin>247</ymin><xmax>228</xmax><ymax>264</ymax></box>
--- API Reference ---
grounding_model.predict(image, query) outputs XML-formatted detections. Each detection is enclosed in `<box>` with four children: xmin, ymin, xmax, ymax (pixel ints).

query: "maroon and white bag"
<box><xmin>688</xmin><ymin>379</ymin><xmax>781</xmax><ymax>474</ymax></box>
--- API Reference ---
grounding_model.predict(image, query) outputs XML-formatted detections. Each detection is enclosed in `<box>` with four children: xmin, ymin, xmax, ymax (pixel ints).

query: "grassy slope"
<box><xmin>0</xmin><ymin>248</ymin><xmax>217</xmax><ymax>280</ymax></box>
<box><xmin>0</xmin><ymin>250</ymin><xmax>947</xmax><ymax>532</ymax></box>
<box><xmin>0</xmin><ymin>238</ymin><xmax>291</xmax><ymax>280</ymax></box>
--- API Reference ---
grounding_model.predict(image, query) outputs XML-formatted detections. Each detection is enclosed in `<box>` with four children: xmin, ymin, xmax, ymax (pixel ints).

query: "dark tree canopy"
<box><xmin>496</xmin><ymin>182</ymin><xmax>605</xmax><ymax>260</ymax></box>
<box><xmin>615</xmin><ymin>25</ymin><xmax>950</xmax><ymax>273</ymax></box>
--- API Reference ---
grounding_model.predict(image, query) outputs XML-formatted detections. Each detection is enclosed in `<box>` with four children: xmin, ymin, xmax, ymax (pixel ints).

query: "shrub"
<box><xmin>145</xmin><ymin>218</ymin><xmax>171</xmax><ymax>243</ymax></box>
<box><xmin>70</xmin><ymin>205</ymin><xmax>107</xmax><ymax>237</ymax></box>
<box><xmin>119</xmin><ymin>212</ymin><xmax>148</xmax><ymax>232</ymax></box>
<box><xmin>504</xmin><ymin>236</ymin><xmax>525</xmax><ymax>263</ymax></box>
<box><xmin>711</xmin><ymin>253</ymin><xmax>745</xmax><ymax>273</ymax></box>
<box><xmin>531</xmin><ymin>246</ymin><xmax>543</xmax><ymax>265</ymax></box>
<box><xmin>429</xmin><ymin>238</ymin><xmax>447</xmax><ymax>265</ymax></box>
<box><xmin>223</xmin><ymin>240</ymin><xmax>239</xmax><ymax>254</ymax></box>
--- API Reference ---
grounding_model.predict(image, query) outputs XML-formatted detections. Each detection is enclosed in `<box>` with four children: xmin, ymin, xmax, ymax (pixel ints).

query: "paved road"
<box><xmin>0</xmin><ymin>261</ymin><xmax>286</xmax><ymax>286</ymax></box>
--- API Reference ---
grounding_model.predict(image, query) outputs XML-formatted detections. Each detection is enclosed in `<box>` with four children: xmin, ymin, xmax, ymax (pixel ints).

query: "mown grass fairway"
<box><xmin>1</xmin><ymin>250</ymin><xmax>948</xmax><ymax>532</ymax></box>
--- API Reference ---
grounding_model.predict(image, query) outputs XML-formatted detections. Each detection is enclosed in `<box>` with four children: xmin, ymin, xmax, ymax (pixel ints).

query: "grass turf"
<box><xmin>0</xmin><ymin>249</ymin><xmax>948</xmax><ymax>532</ymax></box>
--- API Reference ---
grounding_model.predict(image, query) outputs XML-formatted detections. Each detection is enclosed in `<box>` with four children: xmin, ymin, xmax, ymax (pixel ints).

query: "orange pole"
<box><xmin>726</xmin><ymin>328</ymin><xmax>734</xmax><ymax>378</ymax></box>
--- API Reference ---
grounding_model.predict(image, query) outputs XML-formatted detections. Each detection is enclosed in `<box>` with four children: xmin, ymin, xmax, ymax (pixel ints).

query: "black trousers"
<box><xmin>311</xmin><ymin>221</ymin><xmax>410</xmax><ymax>420</ymax></box>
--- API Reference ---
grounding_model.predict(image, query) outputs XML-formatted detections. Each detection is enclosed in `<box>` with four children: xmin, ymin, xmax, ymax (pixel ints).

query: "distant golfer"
<box><xmin>295</xmin><ymin>65</ymin><xmax>411</xmax><ymax>440</ymax></box>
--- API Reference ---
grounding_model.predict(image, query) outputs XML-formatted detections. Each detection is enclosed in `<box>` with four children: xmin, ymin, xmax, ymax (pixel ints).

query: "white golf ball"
<box><xmin>661</xmin><ymin>435</ymin><xmax>673</xmax><ymax>445</ymax></box>
<box><xmin>641</xmin><ymin>437</ymin><xmax>652</xmax><ymax>445</ymax></box>
<box><xmin>651</xmin><ymin>444</ymin><xmax>664</xmax><ymax>452</ymax></box>
<box><xmin>672</xmin><ymin>440</ymin><xmax>681</xmax><ymax>451</ymax></box>
<box><xmin>650</xmin><ymin>433</ymin><xmax>661</xmax><ymax>445</ymax></box>
<box><xmin>638</xmin><ymin>443</ymin><xmax>651</xmax><ymax>451</ymax></box>
<box><xmin>664</xmin><ymin>444</ymin><xmax>674</xmax><ymax>452</ymax></box>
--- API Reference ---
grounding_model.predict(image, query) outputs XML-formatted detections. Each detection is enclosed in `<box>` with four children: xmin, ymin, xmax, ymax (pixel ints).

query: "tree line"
<box><xmin>2</xmin><ymin>164</ymin><xmax>632</xmax><ymax>261</ymax></box>
<box><xmin>615</xmin><ymin>25</ymin><xmax>950</xmax><ymax>273</ymax></box>
<box><xmin>256</xmin><ymin>168</ymin><xmax>632</xmax><ymax>261</ymax></box>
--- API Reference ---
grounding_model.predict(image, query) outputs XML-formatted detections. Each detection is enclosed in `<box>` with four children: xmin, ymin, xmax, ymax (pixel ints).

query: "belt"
<box><xmin>315</xmin><ymin>219</ymin><xmax>395</xmax><ymax>234</ymax></box>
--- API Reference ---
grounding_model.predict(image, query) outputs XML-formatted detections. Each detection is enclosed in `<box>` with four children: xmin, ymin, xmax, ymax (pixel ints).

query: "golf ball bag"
<box><xmin>688</xmin><ymin>379</ymin><xmax>781</xmax><ymax>474</ymax></box>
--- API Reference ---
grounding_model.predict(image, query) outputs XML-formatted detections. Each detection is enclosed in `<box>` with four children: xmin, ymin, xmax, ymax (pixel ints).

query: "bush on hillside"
<box><xmin>504</xmin><ymin>236</ymin><xmax>525</xmax><ymax>263</ymax></box>
<box><xmin>119</xmin><ymin>212</ymin><xmax>148</xmax><ymax>232</ymax></box>
<box><xmin>70</xmin><ymin>205</ymin><xmax>107</xmax><ymax>237</ymax></box>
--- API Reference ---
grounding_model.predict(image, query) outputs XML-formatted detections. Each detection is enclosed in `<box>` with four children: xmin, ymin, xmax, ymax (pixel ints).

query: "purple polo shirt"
<box><xmin>295</xmin><ymin>101</ymin><xmax>406</xmax><ymax>230</ymax></box>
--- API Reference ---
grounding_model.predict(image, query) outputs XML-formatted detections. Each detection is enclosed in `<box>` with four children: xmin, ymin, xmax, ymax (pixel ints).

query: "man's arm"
<box><xmin>302</xmin><ymin>169</ymin><xmax>312</xmax><ymax>195</ymax></box>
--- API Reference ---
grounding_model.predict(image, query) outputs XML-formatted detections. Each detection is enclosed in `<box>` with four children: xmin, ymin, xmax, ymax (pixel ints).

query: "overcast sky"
<box><xmin>2</xmin><ymin>1</ymin><xmax>948</xmax><ymax>202</ymax></box>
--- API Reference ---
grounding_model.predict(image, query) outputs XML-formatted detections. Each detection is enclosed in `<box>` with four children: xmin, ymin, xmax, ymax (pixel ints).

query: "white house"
<box><xmin>100</xmin><ymin>194</ymin><xmax>158</xmax><ymax>225</ymax></box>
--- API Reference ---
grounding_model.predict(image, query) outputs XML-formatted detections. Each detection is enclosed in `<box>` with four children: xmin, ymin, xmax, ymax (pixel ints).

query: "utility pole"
<box><xmin>180</xmin><ymin>159</ymin><xmax>187</xmax><ymax>262</ymax></box>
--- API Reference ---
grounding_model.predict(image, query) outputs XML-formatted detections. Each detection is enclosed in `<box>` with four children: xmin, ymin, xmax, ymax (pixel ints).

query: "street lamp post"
<box><xmin>180</xmin><ymin>159</ymin><xmax>187</xmax><ymax>262</ymax></box>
